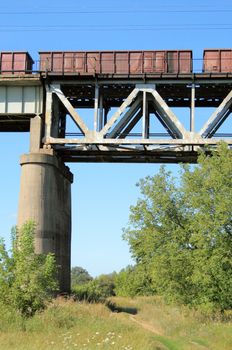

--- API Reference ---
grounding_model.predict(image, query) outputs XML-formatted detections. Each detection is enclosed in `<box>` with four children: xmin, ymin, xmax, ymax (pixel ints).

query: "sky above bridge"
<box><xmin>0</xmin><ymin>0</ymin><xmax>231</xmax><ymax>277</ymax></box>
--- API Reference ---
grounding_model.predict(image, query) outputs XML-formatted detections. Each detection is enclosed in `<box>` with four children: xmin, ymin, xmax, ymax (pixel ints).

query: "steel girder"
<box><xmin>42</xmin><ymin>80</ymin><xmax>232</xmax><ymax>163</ymax></box>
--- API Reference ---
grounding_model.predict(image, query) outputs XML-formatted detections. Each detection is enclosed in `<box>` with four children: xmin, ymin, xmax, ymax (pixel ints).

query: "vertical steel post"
<box><xmin>45</xmin><ymin>87</ymin><xmax>52</xmax><ymax>140</ymax></box>
<box><xmin>94</xmin><ymin>84</ymin><xmax>99</xmax><ymax>131</ymax></box>
<box><xmin>104</xmin><ymin>108</ymin><xmax>109</xmax><ymax>126</ymax></box>
<box><xmin>142</xmin><ymin>91</ymin><xmax>149</xmax><ymax>138</ymax></box>
<box><xmin>44</xmin><ymin>86</ymin><xmax>53</xmax><ymax>142</ymax></box>
<box><xmin>53</xmin><ymin>95</ymin><xmax>60</xmax><ymax>138</ymax></box>
<box><xmin>99</xmin><ymin>93</ymin><xmax>103</xmax><ymax>131</ymax></box>
<box><xmin>190</xmin><ymin>84</ymin><xmax>195</xmax><ymax>132</ymax></box>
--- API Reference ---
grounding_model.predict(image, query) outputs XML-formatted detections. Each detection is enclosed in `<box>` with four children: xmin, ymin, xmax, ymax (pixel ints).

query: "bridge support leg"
<box><xmin>17</xmin><ymin>151</ymin><xmax>73</xmax><ymax>293</ymax></box>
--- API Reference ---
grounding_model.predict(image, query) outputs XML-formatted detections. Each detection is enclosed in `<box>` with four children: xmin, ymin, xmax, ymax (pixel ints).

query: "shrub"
<box><xmin>0</xmin><ymin>221</ymin><xmax>58</xmax><ymax>317</ymax></box>
<box><xmin>72</xmin><ymin>273</ymin><xmax>116</xmax><ymax>302</ymax></box>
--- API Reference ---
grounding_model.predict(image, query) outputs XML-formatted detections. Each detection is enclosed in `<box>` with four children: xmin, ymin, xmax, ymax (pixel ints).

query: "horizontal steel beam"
<box><xmin>0</xmin><ymin>74</ymin><xmax>42</xmax><ymax>86</ymax></box>
<box><xmin>0</xmin><ymin>85</ymin><xmax>43</xmax><ymax>114</ymax></box>
<box><xmin>48</xmin><ymin>74</ymin><xmax>232</xmax><ymax>85</ymax></box>
<box><xmin>57</xmin><ymin>148</ymin><xmax>201</xmax><ymax>164</ymax></box>
<box><xmin>46</xmin><ymin>136</ymin><xmax>232</xmax><ymax>146</ymax></box>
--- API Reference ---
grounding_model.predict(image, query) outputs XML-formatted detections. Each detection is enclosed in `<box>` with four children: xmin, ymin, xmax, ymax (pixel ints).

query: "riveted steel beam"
<box><xmin>118</xmin><ymin>109</ymin><xmax>143</xmax><ymax>139</ymax></box>
<box><xmin>50</xmin><ymin>84</ymin><xmax>89</xmax><ymax>135</ymax></box>
<box><xmin>44</xmin><ymin>86</ymin><xmax>53</xmax><ymax>140</ymax></box>
<box><xmin>200</xmin><ymin>89</ymin><xmax>232</xmax><ymax>138</ymax></box>
<box><xmin>99</xmin><ymin>88</ymin><xmax>140</xmax><ymax>137</ymax></box>
<box><xmin>46</xmin><ymin>136</ymin><xmax>232</xmax><ymax>146</ymax></box>
<box><xmin>107</xmin><ymin>96</ymin><xmax>142</xmax><ymax>138</ymax></box>
<box><xmin>151</xmin><ymin>90</ymin><xmax>188</xmax><ymax>139</ymax></box>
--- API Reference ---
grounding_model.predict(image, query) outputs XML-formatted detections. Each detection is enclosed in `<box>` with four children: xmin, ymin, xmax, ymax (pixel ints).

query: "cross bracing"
<box><xmin>1</xmin><ymin>74</ymin><xmax>232</xmax><ymax>163</ymax></box>
<box><xmin>42</xmin><ymin>76</ymin><xmax>232</xmax><ymax>163</ymax></box>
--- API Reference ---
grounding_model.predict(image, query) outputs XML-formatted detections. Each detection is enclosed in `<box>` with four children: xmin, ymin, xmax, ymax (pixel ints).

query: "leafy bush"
<box><xmin>73</xmin><ymin>282</ymin><xmax>104</xmax><ymax>303</ymax></box>
<box><xmin>114</xmin><ymin>265</ymin><xmax>155</xmax><ymax>297</ymax></box>
<box><xmin>0</xmin><ymin>221</ymin><xmax>58</xmax><ymax>317</ymax></box>
<box><xmin>72</xmin><ymin>273</ymin><xmax>116</xmax><ymax>302</ymax></box>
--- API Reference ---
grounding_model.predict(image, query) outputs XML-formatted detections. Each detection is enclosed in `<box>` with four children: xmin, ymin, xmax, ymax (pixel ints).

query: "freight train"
<box><xmin>0</xmin><ymin>49</ymin><xmax>231</xmax><ymax>74</ymax></box>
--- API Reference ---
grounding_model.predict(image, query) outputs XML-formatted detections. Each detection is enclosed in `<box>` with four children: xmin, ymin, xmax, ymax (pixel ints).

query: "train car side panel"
<box><xmin>154</xmin><ymin>51</ymin><xmax>166</xmax><ymax>72</ymax></box>
<box><xmin>179</xmin><ymin>51</ymin><xmax>192</xmax><ymax>73</ymax></box>
<box><xmin>73</xmin><ymin>52</ymin><xmax>85</xmax><ymax>73</ymax></box>
<box><xmin>129</xmin><ymin>52</ymin><xmax>143</xmax><ymax>74</ymax></box>
<box><xmin>204</xmin><ymin>50</ymin><xmax>220</xmax><ymax>72</ymax></box>
<box><xmin>39</xmin><ymin>50</ymin><xmax>193</xmax><ymax>75</ymax></box>
<box><xmin>221</xmin><ymin>50</ymin><xmax>232</xmax><ymax>72</ymax></box>
<box><xmin>203</xmin><ymin>49</ymin><xmax>232</xmax><ymax>72</ymax></box>
<box><xmin>86</xmin><ymin>52</ymin><xmax>100</xmax><ymax>73</ymax></box>
<box><xmin>0</xmin><ymin>52</ymin><xmax>34</xmax><ymax>74</ymax></box>
<box><xmin>115</xmin><ymin>52</ymin><xmax>129</xmax><ymax>74</ymax></box>
<box><xmin>0</xmin><ymin>53</ymin><xmax>12</xmax><ymax>73</ymax></box>
<box><xmin>39</xmin><ymin>52</ymin><xmax>52</xmax><ymax>71</ymax></box>
<box><xmin>100</xmin><ymin>52</ymin><xmax>114</xmax><ymax>73</ymax></box>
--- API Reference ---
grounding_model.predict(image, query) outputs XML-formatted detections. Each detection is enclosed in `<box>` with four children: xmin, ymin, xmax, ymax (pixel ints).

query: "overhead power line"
<box><xmin>0</xmin><ymin>24</ymin><xmax>232</xmax><ymax>32</ymax></box>
<box><xmin>0</xmin><ymin>8</ymin><xmax>232</xmax><ymax>15</ymax></box>
<box><xmin>0</xmin><ymin>24</ymin><xmax>231</xmax><ymax>27</ymax></box>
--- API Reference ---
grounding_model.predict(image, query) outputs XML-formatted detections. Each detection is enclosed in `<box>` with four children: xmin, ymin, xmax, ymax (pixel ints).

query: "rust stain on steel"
<box><xmin>39</xmin><ymin>50</ymin><xmax>192</xmax><ymax>75</ymax></box>
<box><xmin>204</xmin><ymin>49</ymin><xmax>232</xmax><ymax>73</ymax></box>
<box><xmin>0</xmin><ymin>52</ymin><xmax>34</xmax><ymax>74</ymax></box>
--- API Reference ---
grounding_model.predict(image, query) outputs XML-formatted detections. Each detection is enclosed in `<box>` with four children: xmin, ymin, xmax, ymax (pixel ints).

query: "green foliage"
<box><xmin>73</xmin><ymin>282</ymin><xmax>104</xmax><ymax>303</ymax></box>
<box><xmin>94</xmin><ymin>273</ymin><xmax>116</xmax><ymax>297</ymax></box>
<box><xmin>114</xmin><ymin>265</ymin><xmax>154</xmax><ymax>297</ymax></box>
<box><xmin>71</xmin><ymin>266</ymin><xmax>93</xmax><ymax>287</ymax></box>
<box><xmin>123</xmin><ymin>144</ymin><xmax>232</xmax><ymax>311</ymax></box>
<box><xmin>0</xmin><ymin>221</ymin><xmax>58</xmax><ymax>317</ymax></box>
<box><xmin>72</xmin><ymin>273</ymin><xmax>116</xmax><ymax>302</ymax></box>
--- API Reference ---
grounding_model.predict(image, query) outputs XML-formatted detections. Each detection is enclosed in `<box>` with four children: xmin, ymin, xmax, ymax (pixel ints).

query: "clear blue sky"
<box><xmin>0</xmin><ymin>0</ymin><xmax>231</xmax><ymax>277</ymax></box>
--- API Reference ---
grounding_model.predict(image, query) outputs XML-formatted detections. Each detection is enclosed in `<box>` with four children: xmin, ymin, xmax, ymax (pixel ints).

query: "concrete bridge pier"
<box><xmin>17</xmin><ymin>151</ymin><xmax>73</xmax><ymax>292</ymax></box>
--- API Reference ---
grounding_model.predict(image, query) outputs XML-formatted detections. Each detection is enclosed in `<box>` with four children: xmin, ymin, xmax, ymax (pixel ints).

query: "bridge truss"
<box><xmin>1</xmin><ymin>73</ymin><xmax>232</xmax><ymax>163</ymax></box>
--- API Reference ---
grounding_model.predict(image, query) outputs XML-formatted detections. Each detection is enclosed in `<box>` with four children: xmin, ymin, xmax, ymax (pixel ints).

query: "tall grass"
<box><xmin>0</xmin><ymin>297</ymin><xmax>231</xmax><ymax>350</ymax></box>
<box><xmin>110</xmin><ymin>296</ymin><xmax>232</xmax><ymax>350</ymax></box>
<box><xmin>0</xmin><ymin>298</ymin><xmax>157</xmax><ymax>350</ymax></box>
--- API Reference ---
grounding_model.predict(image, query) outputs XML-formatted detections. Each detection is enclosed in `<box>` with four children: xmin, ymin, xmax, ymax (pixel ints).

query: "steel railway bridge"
<box><xmin>1</xmin><ymin>71</ymin><xmax>232</xmax><ymax>290</ymax></box>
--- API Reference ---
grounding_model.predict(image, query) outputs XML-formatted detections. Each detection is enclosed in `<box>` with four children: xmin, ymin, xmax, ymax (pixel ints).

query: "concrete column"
<box><xmin>17</xmin><ymin>151</ymin><xmax>73</xmax><ymax>293</ymax></box>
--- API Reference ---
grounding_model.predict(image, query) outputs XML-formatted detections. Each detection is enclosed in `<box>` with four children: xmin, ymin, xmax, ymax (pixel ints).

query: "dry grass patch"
<box><xmin>0</xmin><ymin>297</ymin><xmax>231</xmax><ymax>350</ymax></box>
<box><xmin>0</xmin><ymin>298</ymin><xmax>158</xmax><ymax>350</ymax></box>
<box><xmin>109</xmin><ymin>296</ymin><xmax>232</xmax><ymax>350</ymax></box>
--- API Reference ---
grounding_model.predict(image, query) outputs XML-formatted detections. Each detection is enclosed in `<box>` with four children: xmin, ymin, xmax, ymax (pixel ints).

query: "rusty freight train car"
<box><xmin>2</xmin><ymin>49</ymin><xmax>232</xmax><ymax>75</ymax></box>
<box><xmin>39</xmin><ymin>50</ymin><xmax>193</xmax><ymax>75</ymax></box>
<box><xmin>203</xmin><ymin>49</ymin><xmax>232</xmax><ymax>73</ymax></box>
<box><xmin>0</xmin><ymin>52</ymin><xmax>34</xmax><ymax>74</ymax></box>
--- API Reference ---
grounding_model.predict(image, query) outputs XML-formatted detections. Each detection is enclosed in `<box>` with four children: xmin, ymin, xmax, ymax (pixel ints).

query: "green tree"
<box><xmin>0</xmin><ymin>221</ymin><xmax>58</xmax><ymax>317</ymax></box>
<box><xmin>114</xmin><ymin>265</ymin><xmax>154</xmax><ymax>297</ymax></box>
<box><xmin>123</xmin><ymin>144</ymin><xmax>232</xmax><ymax>311</ymax></box>
<box><xmin>71</xmin><ymin>266</ymin><xmax>93</xmax><ymax>287</ymax></box>
<box><xmin>94</xmin><ymin>273</ymin><xmax>116</xmax><ymax>297</ymax></box>
<box><xmin>73</xmin><ymin>273</ymin><xmax>116</xmax><ymax>302</ymax></box>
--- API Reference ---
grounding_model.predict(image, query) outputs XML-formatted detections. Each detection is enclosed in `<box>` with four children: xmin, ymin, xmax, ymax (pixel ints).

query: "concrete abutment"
<box><xmin>17</xmin><ymin>151</ymin><xmax>73</xmax><ymax>292</ymax></box>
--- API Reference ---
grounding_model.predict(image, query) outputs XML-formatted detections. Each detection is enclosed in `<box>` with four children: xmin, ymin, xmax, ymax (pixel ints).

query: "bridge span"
<box><xmin>1</xmin><ymin>71</ymin><xmax>232</xmax><ymax>291</ymax></box>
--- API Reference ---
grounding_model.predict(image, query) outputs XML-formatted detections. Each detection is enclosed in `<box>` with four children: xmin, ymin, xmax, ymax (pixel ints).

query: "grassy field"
<box><xmin>0</xmin><ymin>296</ymin><xmax>231</xmax><ymax>350</ymax></box>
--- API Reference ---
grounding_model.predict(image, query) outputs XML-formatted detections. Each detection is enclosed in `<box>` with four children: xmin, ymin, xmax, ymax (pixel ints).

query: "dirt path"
<box><xmin>129</xmin><ymin>315</ymin><xmax>163</xmax><ymax>336</ymax></box>
<box><xmin>129</xmin><ymin>315</ymin><xmax>209</xmax><ymax>350</ymax></box>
